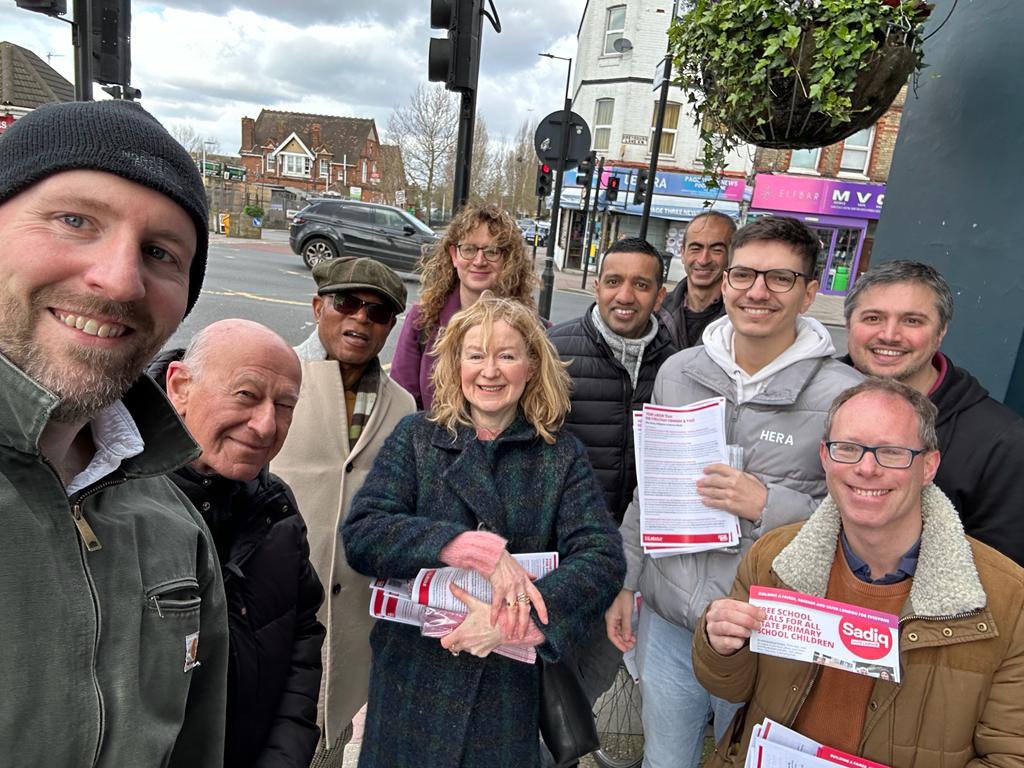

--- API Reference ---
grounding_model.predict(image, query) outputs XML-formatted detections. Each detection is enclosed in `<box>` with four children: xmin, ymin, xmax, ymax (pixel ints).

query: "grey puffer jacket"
<box><xmin>620</xmin><ymin>343</ymin><xmax>862</xmax><ymax>631</ymax></box>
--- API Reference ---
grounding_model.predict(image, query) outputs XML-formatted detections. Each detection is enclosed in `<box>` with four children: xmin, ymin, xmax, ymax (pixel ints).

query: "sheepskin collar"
<box><xmin>772</xmin><ymin>484</ymin><xmax>987</xmax><ymax>618</ymax></box>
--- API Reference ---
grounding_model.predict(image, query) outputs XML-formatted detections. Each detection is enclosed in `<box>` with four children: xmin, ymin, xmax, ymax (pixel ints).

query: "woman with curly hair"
<box><xmin>343</xmin><ymin>294</ymin><xmax>624</xmax><ymax>767</ymax></box>
<box><xmin>390</xmin><ymin>203</ymin><xmax>539</xmax><ymax>409</ymax></box>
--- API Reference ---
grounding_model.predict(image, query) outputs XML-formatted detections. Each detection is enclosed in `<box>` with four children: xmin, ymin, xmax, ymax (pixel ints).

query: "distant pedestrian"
<box><xmin>390</xmin><ymin>203</ymin><xmax>539</xmax><ymax>409</ymax></box>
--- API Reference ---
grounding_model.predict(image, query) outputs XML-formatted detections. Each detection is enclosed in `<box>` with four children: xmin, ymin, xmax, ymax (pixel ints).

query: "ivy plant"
<box><xmin>669</xmin><ymin>0</ymin><xmax>928</xmax><ymax>187</ymax></box>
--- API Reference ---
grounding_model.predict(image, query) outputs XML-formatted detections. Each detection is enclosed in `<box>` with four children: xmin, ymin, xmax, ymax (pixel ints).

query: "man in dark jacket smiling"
<box><xmin>152</xmin><ymin>318</ymin><xmax>325</xmax><ymax>768</ymax></box>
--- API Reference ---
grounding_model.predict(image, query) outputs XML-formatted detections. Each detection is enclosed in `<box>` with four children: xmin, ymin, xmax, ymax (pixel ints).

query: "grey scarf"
<box><xmin>591</xmin><ymin>305</ymin><xmax>659</xmax><ymax>388</ymax></box>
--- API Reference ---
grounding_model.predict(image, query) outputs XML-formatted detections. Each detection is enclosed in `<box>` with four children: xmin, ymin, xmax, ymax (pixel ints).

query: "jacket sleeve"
<box><xmin>691</xmin><ymin>536</ymin><xmax>761</xmax><ymax>704</ymax></box>
<box><xmin>962</xmin><ymin>418</ymin><xmax>1024</xmax><ymax>569</ymax></box>
<box><xmin>254</xmin><ymin>511</ymin><xmax>327</xmax><ymax>768</ymax></box>
<box><xmin>968</xmin><ymin>595</ymin><xmax>1024</xmax><ymax>766</ymax></box>
<box><xmin>342</xmin><ymin>418</ymin><xmax>470</xmax><ymax>579</ymax></box>
<box><xmin>535</xmin><ymin>440</ymin><xmax>626</xmax><ymax>663</ymax></box>
<box><xmin>389</xmin><ymin>305</ymin><xmax>425</xmax><ymax>409</ymax></box>
<box><xmin>753</xmin><ymin>482</ymin><xmax>822</xmax><ymax>538</ymax></box>
<box><xmin>168</xmin><ymin>514</ymin><xmax>230</xmax><ymax>768</ymax></box>
<box><xmin>619</xmin><ymin>488</ymin><xmax>644</xmax><ymax>592</ymax></box>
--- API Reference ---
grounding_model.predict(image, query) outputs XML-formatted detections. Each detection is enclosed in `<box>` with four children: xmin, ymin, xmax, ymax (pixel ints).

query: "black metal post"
<box><xmin>538</xmin><ymin>92</ymin><xmax>572</xmax><ymax>321</ymax></box>
<box><xmin>72</xmin><ymin>0</ymin><xmax>93</xmax><ymax>101</ymax></box>
<box><xmin>452</xmin><ymin>89</ymin><xmax>477</xmax><ymax>213</ymax></box>
<box><xmin>531</xmin><ymin>196</ymin><xmax>542</xmax><ymax>264</ymax></box>
<box><xmin>640</xmin><ymin>53</ymin><xmax>671</xmax><ymax>242</ymax></box>
<box><xmin>579</xmin><ymin>156</ymin><xmax>605</xmax><ymax>289</ymax></box>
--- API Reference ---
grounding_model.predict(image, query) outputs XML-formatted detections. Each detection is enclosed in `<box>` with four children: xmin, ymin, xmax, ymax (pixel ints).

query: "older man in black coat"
<box><xmin>152</xmin><ymin>319</ymin><xmax>325</xmax><ymax>768</ymax></box>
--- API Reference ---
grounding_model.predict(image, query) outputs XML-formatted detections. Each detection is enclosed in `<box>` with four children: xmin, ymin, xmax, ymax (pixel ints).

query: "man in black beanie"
<box><xmin>0</xmin><ymin>100</ymin><xmax>229</xmax><ymax>768</ymax></box>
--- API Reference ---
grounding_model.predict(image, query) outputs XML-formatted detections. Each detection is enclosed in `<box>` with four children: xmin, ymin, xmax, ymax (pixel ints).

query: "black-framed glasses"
<box><xmin>330</xmin><ymin>293</ymin><xmax>396</xmax><ymax>324</ymax></box>
<box><xmin>456</xmin><ymin>243</ymin><xmax>505</xmax><ymax>262</ymax></box>
<box><xmin>824</xmin><ymin>441</ymin><xmax>926</xmax><ymax>469</ymax></box>
<box><xmin>724</xmin><ymin>267</ymin><xmax>808</xmax><ymax>293</ymax></box>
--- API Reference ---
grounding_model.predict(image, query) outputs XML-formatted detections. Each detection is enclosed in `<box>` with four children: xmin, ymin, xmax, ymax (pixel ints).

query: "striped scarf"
<box><xmin>348</xmin><ymin>359</ymin><xmax>380</xmax><ymax>443</ymax></box>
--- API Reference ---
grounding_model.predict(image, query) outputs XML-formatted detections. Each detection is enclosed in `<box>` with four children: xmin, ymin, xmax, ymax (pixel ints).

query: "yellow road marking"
<box><xmin>205</xmin><ymin>289</ymin><xmax>309</xmax><ymax>307</ymax></box>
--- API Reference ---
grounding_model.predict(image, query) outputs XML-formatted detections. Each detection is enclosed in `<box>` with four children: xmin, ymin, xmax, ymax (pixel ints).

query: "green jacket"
<box><xmin>0</xmin><ymin>356</ymin><xmax>229</xmax><ymax>767</ymax></box>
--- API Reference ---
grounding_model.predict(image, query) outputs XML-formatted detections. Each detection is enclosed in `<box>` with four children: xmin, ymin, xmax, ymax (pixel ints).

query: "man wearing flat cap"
<box><xmin>0</xmin><ymin>101</ymin><xmax>228</xmax><ymax>766</ymax></box>
<box><xmin>272</xmin><ymin>256</ymin><xmax>415</xmax><ymax>767</ymax></box>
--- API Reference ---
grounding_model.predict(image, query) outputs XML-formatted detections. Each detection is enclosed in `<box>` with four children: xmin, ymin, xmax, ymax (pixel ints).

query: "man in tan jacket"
<box><xmin>693</xmin><ymin>378</ymin><xmax>1024</xmax><ymax>767</ymax></box>
<box><xmin>272</xmin><ymin>257</ymin><xmax>415</xmax><ymax>767</ymax></box>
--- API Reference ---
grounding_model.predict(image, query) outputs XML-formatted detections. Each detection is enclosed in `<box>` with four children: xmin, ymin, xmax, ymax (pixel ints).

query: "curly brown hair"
<box><xmin>416</xmin><ymin>203</ymin><xmax>538</xmax><ymax>338</ymax></box>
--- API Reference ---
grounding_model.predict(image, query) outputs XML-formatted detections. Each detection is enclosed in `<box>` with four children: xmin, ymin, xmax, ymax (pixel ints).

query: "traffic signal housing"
<box><xmin>576</xmin><ymin>151</ymin><xmax>596</xmax><ymax>188</ymax></box>
<box><xmin>428</xmin><ymin>0</ymin><xmax>482</xmax><ymax>92</ymax></box>
<box><xmin>606</xmin><ymin>175</ymin><xmax>620</xmax><ymax>203</ymax></box>
<box><xmin>633</xmin><ymin>169</ymin><xmax>650</xmax><ymax>206</ymax></box>
<box><xmin>14</xmin><ymin>0</ymin><xmax>66</xmax><ymax>15</ymax></box>
<box><xmin>92</xmin><ymin>0</ymin><xmax>132</xmax><ymax>86</ymax></box>
<box><xmin>536</xmin><ymin>163</ymin><xmax>552</xmax><ymax>198</ymax></box>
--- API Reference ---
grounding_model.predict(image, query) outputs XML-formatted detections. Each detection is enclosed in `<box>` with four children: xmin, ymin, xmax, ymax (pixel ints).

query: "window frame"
<box><xmin>839</xmin><ymin>127</ymin><xmax>875</xmax><ymax>175</ymax></box>
<box><xmin>650</xmin><ymin>101</ymin><xmax>680</xmax><ymax>157</ymax></box>
<box><xmin>280</xmin><ymin>152</ymin><xmax>311</xmax><ymax>178</ymax></box>
<box><xmin>594</xmin><ymin>98</ymin><xmax>615</xmax><ymax>151</ymax></box>
<box><xmin>789</xmin><ymin>147</ymin><xmax>821</xmax><ymax>173</ymax></box>
<box><xmin>265</xmin><ymin>153</ymin><xmax>276</xmax><ymax>174</ymax></box>
<box><xmin>319</xmin><ymin>159</ymin><xmax>329</xmax><ymax>179</ymax></box>
<box><xmin>603</xmin><ymin>5</ymin><xmax>626</xmax><ymax>56</ymax></box>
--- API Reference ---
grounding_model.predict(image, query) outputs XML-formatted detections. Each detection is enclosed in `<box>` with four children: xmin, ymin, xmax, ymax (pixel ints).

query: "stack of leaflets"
<box><xmin>632</xmin><ymin>397</ymin><xmax>741</xmax><ymax>557</ymax></box>
<box><xmin>745</xmin><ymin>718</ymin><xmax>890</xmax><ymax>768</ymax></box>
<box><xmin>368</xmin><ymin>552</ymin><xmax>559</xmax><ymax>664</ymax></box>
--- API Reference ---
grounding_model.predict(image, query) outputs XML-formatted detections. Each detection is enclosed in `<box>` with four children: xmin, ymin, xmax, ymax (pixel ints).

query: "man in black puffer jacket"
<box><xmin>150</xmin><ymin>319</ymin><xmax>325</xmax><ymax>768</ymax></box>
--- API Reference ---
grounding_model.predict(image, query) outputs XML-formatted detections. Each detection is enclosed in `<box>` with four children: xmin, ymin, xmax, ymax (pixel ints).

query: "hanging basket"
<box><xmin>719</xmin><ymin>26</ymin><xmax>921</xmax><ymax>149</ymax></box>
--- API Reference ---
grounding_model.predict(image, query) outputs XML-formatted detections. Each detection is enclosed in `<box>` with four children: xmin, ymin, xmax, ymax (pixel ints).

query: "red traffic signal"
<box><xmin>606</xmin><ymin>175</ymin><xmax>620</xmax><ymax>203</ymax></box>
<box><xmin>536</xmin><ymin>163</ymin><xmax>553</xmax><ymax>197</ymax></box>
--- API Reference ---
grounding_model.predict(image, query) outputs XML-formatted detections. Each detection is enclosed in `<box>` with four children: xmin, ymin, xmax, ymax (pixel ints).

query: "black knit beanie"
<box><xmin>0</xmin><ymin>100</ymin><xmax>209</xmax><ymax>316</ymax></box>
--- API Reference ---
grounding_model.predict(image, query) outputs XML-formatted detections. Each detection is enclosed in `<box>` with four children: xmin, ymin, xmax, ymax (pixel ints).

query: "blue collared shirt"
<box><xmin>841</xmin><ymin>530</ymin><xmax>920</xmax><ymax>584</ymax></box>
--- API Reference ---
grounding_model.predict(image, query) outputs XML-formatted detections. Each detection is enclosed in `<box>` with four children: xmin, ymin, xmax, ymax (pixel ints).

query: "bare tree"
<box><xmin>387</xmin><ymin>84</ymin><xmax>459</xmax><ymax>224</ymax></box>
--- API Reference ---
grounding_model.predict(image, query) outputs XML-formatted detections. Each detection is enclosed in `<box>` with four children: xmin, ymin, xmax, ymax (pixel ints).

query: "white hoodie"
<box><xmin>701</xmin><ymin>314</ymin><xmax>836</xmax><ymax>404</ymax></box>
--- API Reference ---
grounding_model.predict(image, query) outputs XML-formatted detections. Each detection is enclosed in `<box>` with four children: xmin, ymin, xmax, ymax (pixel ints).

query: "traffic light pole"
<box><xmin>640</xmin><ymin>53</ymin><xmax>671</xmax><ymax>242</ymax></box>
<box><xmin>452</xmin><ymin>88</ymin><xmax>477</xmax><ymax>212</ymax></box>
<box><xmin>579</xmin><ymin>155</ymin><xmax>605</xmax><ymax>289</ymax></box>
<box><xmin>538</xmin><ymin>59</ymin><xmax>573</xmax><ymax>321</ymax></box>
<box><xmin>72</xmin><ymin>0</ymin><xmax>93</xmax><ymax>100</ymax></box>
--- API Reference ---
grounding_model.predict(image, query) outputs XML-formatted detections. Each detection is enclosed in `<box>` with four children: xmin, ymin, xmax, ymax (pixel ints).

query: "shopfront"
<box><xmin>750</xmin><ymin>174</ymin><xmax>886</xmax><ymax>296</ymax></box>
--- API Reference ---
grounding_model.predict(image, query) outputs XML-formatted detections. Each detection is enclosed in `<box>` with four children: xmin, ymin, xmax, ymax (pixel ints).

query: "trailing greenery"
<box><xmin>242</xmin><ymin>204</ymin><xmax>265</xmax><ymax>220</ymax></box>
<box><xmin>669</xmin><ymin>0</ymin><xmax>927</xmax><ymax>187</ymax></box>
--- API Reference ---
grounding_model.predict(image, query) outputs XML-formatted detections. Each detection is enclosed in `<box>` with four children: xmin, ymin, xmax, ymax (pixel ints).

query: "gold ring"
<box><xmin>506</xmin><ymin>598</ymin><xmax>515</xmax><ymax>608</ymax></box>
<box><xmin>516</xmin><ymin>593</ymin><xmax>530</xmax><ymax>604</ymax></box>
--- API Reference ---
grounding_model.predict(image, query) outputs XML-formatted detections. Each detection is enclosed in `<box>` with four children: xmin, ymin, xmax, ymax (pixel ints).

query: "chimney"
<box><xmin>311</xmin><ymin>123</ymin><xmax>322</xmax><ymax>149</ymax></box>
<box><xmin>241</xmin><ymin>116</ymin><xmax>255</xmax><ymax>151</ymax></box>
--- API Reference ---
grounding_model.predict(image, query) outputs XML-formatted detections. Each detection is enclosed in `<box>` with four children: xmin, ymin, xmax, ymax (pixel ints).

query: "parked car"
<box><xmin>289</xmin><ymin>200</ymin><xmax>439</xmax><ymax>271</ymax></box>
<box><xmin>517</xmin><ymin>218</ymin><xmax>550</xmax><ymax>247</ymax></box>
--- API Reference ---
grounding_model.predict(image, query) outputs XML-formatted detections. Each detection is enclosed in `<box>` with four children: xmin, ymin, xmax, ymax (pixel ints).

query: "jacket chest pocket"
<box><xmin>139</xmin><ymin>577</ymin><xmax>203</xmax><ymax>724</ymax></box>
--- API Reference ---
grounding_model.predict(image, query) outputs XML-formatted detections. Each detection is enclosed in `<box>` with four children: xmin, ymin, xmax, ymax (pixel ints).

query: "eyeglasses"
<box><xmin>330</xmin><ymin>293</ymin><xmax>396</xmax><ymax>324</ymax></box>
<box><xmin>724</xmin><ymin>267</ymin><xmax>808</xmax><ymax>293</ymax></box>
<box><xmin>824</xmin><ymin>441</ymin><xmax>926</xmax><ymax>469</ymax></box>
<box><xmin>455</xmin><ymin>244</ymin><xmax>505</xmax><ymax>262</ymax></box>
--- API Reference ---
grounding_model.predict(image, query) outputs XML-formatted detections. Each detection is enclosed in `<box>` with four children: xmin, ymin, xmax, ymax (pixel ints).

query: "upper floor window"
<box><xmin>362</xmin><ymin>160</ymin><xmax>368</xmax><ymax>183</ymax></box>
<box><xmin>265</xmin><ymin>154</ymin><xmax>276</xmax><ymax>174</ymax></box>
<box><xmin>650</xmin><ymin>102</ymin><xmax>680</xmax><ymax>156</ymax></box>
<box><xmin>281</xmin><ymin>153</ymin><xmax>310</xmax><ymax>177</ymax></box>
<box><xmin>840</xmin><ymin>127</ymin><xmax>874</xmax><ymax>174</ymax></box>
<box><xmin>603</xmin><ymin>6</ymin><xmax>626</xmax><ymax>56</ymax></box>
<box><xmin>319</xmin><ymin>159</ymin><xmax>329</xmax><ymax>178</ymax></box>
<box><xmin>594</xmin><ymin>99</ymin><xmax>615</xmax><ymax>151</ymax></box>
<box><xmin>789</xmin><ymin>147</ymin><xmax>821</xmax><ymax>172</ymax></box>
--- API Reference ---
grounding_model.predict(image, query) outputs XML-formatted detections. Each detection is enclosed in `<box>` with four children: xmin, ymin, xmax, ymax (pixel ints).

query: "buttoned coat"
<box><xmin>271</xmin><ymin>356</ymin><xmax>416</xmax><ymax>745</ymax></box>
<box><xmin>341</xmin><ymin>412</ymin><xmax>626</xmax><ymax>768</ymax></box>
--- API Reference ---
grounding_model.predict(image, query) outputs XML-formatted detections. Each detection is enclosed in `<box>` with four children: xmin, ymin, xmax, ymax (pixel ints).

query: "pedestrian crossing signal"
<box><xmin>606</xmin><ymin>175</ymin><xmax>620</xmax><ymax>203</ymax></box>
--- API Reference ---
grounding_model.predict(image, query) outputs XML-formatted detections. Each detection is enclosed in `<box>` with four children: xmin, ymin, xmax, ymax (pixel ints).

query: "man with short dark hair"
<box><xmin>153</xmin><ymin>319</ymin><xmax>325</xmax><ymax>768</ymax></box>
<box><xmin>0</xmin><ymin>99</ymin><xmax>228</xmax><ymax>766</ymax></box>
<box><xmin>694</xmin><ymin>378</ymin><xmax>1024</xmax><ymax>767</ymax></box>
<box><xmin>610</xmin><ymin>216</ymin><xmax>862</xmax><ymax>768</ymax></box>
<box><xmin>843</xmin><ymin>260</ymin><xmax>1024</xmax><ymax>566</ymax></box>
<box><xmin>661</xmin><ymin>211</ymin><xmax>736</xmax><ymax>348</ymax></box>
<box><xmin>272</xmin><ymin>257</ymin><xmax>415</xmax><ymax>767</ymax></box>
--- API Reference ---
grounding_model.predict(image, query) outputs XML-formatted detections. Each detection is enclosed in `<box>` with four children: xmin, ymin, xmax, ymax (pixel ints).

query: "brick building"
<box><xmin>239</xmin><ymin>110</ymin><xmax>403</xmax><ymax>203</ymax></box>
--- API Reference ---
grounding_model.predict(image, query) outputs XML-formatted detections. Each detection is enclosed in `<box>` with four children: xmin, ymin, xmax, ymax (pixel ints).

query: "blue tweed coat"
<box><xmin>342</xmin><ymin>412</ymin><xmax>625</xmax><ymax>768</ymax></box>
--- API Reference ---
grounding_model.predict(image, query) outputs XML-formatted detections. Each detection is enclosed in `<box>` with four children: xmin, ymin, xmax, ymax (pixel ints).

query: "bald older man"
<box><xmin>150</xmin><ymin>319</ymin><xmax>326</xmax><ymax>768</ymax></box>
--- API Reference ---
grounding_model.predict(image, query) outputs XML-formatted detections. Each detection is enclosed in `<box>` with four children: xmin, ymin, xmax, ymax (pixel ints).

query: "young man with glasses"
<box><xmin>695</xmin><ymin>378</ymin><xmax>1024</xmax><ymax>767</ymax></box>
<box><xmin>609</xmin><ymin>216</ymin><xmax>862</xmax><ymax>768</ymax></box>
<box><xmin>271</xmin><ymin>257</ymin><xmax>415</xmax><ymax>768</ymax></box>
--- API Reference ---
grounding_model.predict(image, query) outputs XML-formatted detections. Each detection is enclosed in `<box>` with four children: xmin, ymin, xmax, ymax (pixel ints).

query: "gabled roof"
<box><xmin>0</xmin><ymin>41</ymin><xmax>74</xmax><ymax>109</ymax></box>
<box><xmin>271</xmin><ymin>131</ymin><xmax>314</xmax><ymax>158</ymax></box>
<box><xmin>248</xmin><ymin>109</ymin><xmax>376</xmax><ymax>161</ymax></box>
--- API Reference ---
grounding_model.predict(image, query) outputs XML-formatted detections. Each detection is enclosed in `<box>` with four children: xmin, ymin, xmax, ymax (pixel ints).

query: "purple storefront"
<box><xmin>750</xmin><ymin>173</ymin><xmax>886</xmax><ymax>296</ymax></box>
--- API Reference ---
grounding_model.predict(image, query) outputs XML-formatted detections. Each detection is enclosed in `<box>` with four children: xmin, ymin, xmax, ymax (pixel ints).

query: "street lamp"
<box><xmin>201</xmin><ymin>139</ymin><xmax>217</xmax><ymax>180</ymax></box>
<box><xmin>536</xmin><ymin>52</ymin><xmax>573</xmax><ymax>321</ymax></box>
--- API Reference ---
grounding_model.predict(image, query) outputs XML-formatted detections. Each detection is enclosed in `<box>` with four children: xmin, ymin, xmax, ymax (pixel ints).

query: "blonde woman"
<box><xmin>390</xmin><ymin>204</ymin><xmax>540</xmax><ymax>409</ymax></box>
<box><xmin>343</xmin><ymin>295</ymin><xmax>625</xmax><ymax>768</ymax></box>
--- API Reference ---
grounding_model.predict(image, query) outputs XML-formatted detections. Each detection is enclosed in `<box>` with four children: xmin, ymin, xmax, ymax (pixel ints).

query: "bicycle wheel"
<box><xmin>591</xmin><ymin>662</ymin><xmax>644</xmax><ymax>768</ymax></box>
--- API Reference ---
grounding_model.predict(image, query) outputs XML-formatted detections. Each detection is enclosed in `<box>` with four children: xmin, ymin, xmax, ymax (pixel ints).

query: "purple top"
<box><xmin>390</xmin><ymin>287</ymin><xmax>462</xmax><ymax>410</ymax></box>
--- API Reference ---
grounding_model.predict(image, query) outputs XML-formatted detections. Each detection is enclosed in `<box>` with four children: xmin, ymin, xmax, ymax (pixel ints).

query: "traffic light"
<box><xmin>428</xmin><ymin>0</ymin><xmax>482</xmax><ymax>93</ymax></box>
<box><xmin>576</xmin><ymin>151</ymin><xmax>597</xmax><ymax>188</ymax></box>
<box><xmin>92</xmin><ymin>0</ymin><xmax>131</xmax><ymax>86</ymax></box>
<box><xmin>633</xmin><ymin>169</ymin><xmax>650</xmax><ymax>206</ymax></box>
<box><xmin>606</xmin><ymin>175</ymin><xmax>620</xmax><ymax>203</ymax></box>
<box><xmin>536</xmin><ymin>163</ymin><xmax>552</xmax><ymax>198</ymax></box>
<box><xmin>14</xmin><ymin>0</ymin><xmax>66</xmax><ymax>15</ymax></box>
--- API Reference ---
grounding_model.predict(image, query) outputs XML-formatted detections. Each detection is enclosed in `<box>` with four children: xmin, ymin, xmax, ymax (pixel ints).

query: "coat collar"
<box><xmin>772</xmin><ymin>484</ymin><xmax>987</xmax><ymax>618</ymax></box>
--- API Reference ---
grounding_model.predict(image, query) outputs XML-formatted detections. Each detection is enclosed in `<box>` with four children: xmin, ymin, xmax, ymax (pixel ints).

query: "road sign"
<box><xmin>653</xmin><ymin>55</ymin><xmax>671</xmax><ymax>91</ymax></box>
<box><xmin>395</xmin><ymin>190</ymin><xmax>406</xmax><ymax>207</ymax></box>
<box><xmin>534</xmin><ymin>110</ymin><xmax>592</xmax><ymax>171</ymax></box>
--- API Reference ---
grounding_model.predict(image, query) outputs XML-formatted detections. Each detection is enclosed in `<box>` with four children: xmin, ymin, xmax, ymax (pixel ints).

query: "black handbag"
<box><xmin>539</xmin><ymin>657</ymin><xmax>600</xmax><ymax>766</ymax></box>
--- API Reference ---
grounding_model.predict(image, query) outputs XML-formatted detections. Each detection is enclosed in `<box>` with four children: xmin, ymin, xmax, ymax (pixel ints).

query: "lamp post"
<box><xmin>537</xmin><ymin>52</ymin><xmax>573</xmax><ymax>321</ymax></box>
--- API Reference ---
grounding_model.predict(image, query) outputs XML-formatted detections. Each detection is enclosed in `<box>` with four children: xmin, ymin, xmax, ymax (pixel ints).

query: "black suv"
<box><xmin>289</xmin><ymin>200</ymin><xmax>439</xmax><ymax>271</ymax></box>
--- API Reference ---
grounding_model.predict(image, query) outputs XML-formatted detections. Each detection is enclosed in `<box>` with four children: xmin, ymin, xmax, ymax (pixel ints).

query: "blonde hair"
<box><xmin>429</xmin><ymin>294</ymin><xmax>570</xmax><ymax>444</ymax></box>
<box><xmin>416</xmin><ymin>203</ymin><xmax>539</xmax><ymax>338</ymax></box>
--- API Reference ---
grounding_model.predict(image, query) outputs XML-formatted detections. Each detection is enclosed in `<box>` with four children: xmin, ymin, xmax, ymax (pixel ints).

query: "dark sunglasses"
<box><xmin>330</xmin><ymin>293</ymin><xmax>396</xmax><ymax>324</ymax></box>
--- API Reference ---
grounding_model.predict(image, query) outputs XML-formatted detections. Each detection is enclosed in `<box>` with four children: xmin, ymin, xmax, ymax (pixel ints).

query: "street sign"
<box><xmin>395</xmin><ymin>190</ymin><xmax>406</xmax><ymax>207</ymax></box>
<box><xmin>534</xmin><ymin>110</ymin><xmax>592</xmax><ymax>171</ymax></box>
<box><xmin>653</xmin><ymin>55</ymin><xmax>671</xmax><ymax>91</ymax></box>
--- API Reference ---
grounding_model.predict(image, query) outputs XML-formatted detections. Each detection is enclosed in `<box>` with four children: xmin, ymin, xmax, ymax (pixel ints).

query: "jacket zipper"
<box><xmin>68</xmin><ymin>477</ymin><xmax>123</xmax><ymax>552</ymax></box>
<box><xmin>898</xmin><ymin>608</ymin><xmax>982</xmax><ymax>627</ymax></box>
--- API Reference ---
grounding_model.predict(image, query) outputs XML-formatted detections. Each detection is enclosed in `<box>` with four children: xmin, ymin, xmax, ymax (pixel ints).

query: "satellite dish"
<box><xmin>612</xmin><ymin>37</ymin><xmax>633</xmax><ymax>53</ymax></box>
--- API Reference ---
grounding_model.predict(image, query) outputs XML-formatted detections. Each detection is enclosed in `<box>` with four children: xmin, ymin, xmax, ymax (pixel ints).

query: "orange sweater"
<box><xmin>792</xmin><ymin>544</ymin><xmax>911</xmax><ymax>755</ymax></box>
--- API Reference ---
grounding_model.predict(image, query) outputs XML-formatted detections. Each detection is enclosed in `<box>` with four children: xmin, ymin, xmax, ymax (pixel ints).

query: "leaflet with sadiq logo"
<box><xmin>743</xmin><ymin>718</ymin><xmax>891</xmax><ymax>768</ymax></box>
<box><xmin>748</xmin><ymin>586</ymin><xmax>901</xmax><ymax>683</ymax></box>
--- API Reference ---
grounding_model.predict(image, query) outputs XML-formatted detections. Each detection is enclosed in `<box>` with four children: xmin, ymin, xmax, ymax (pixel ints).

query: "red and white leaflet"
<box><xmin>369</xmin><ymin>587</ymin><xmax>425</xmax><ymax>627</ymax></box>
<box><xmin>410</xmin><ymin>552</ymin><xmax>559</xmax><ymax>613</ymax></box>
<box><xmin>815</xmin><ymin>747</ymin><xmax>890</xmax><ymax>768</ymax></box>
<box><xmin>749</xmin><ymin>586</ymin><xmax>901</xmax><ymax>683</ymax></box>
<box><xmin>744</xmin><ymin>718</ymin><xmax>891</xmax><ymax>768</ymax></box>
<box><xmin>370</xmin><ymin>577</ymin><xmax>413</xmax><ymax>599</ymax></box>
<box><xmin>420</xmin><ymin>606</ymin><xmax>536</xmax><ymax>664</ymax></box>
<box><xmin>636</xmin><ymin>398</ymin><xmax>739</xmax><ymax>555</ymax></box>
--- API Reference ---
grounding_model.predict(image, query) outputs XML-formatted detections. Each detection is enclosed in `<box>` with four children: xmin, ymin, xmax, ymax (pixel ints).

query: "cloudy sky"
<box><xmin>2</xmin><ymin>0</ymin><xmax>582</xmax><ymax>152</ymax></box>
